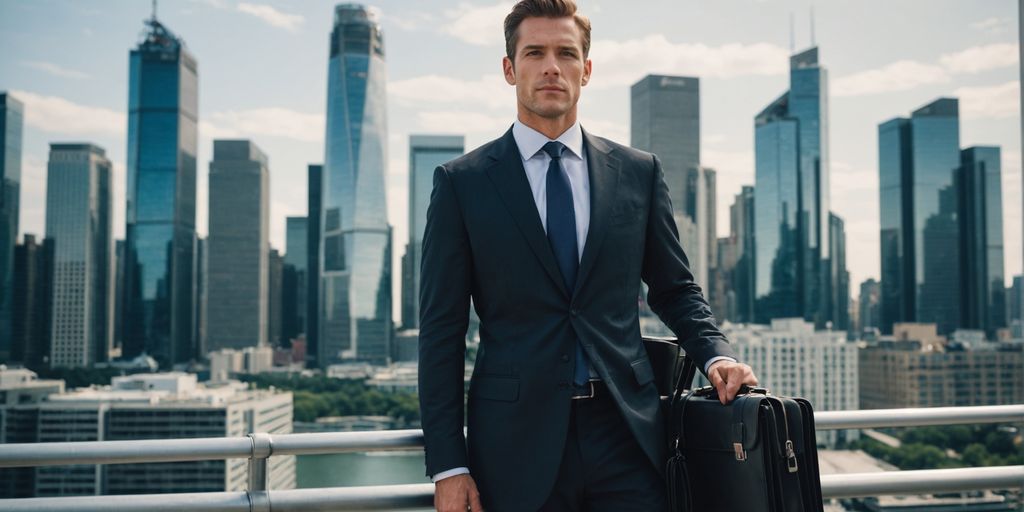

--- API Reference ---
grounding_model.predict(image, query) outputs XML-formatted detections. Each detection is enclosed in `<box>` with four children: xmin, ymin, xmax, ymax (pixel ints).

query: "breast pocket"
<box><xmin>610</xmin><ymin>204</ymin><xmax>643</xmax><ymax>226</ymax></box>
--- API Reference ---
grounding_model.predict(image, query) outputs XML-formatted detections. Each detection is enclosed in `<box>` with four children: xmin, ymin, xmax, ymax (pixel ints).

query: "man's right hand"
<box><xmin>434</xmin><ymin>473</ymin><xmax>484</xmax><ymax>512</ymax></box>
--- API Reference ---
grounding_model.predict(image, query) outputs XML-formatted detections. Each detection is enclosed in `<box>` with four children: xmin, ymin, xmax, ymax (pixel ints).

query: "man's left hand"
<box><xmin>706</xmin><ymin>360</ymin><xmax>759</xmax><ymax>405</ymax></box>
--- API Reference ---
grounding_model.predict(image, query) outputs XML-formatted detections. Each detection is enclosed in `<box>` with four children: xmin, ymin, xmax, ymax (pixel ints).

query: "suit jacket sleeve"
<box><xmin>640</xmin><ymin>154</ymin><xmax>737</xmax><ymax>373</ymax></box>
<box><xmin>418</xmin><ymin>164</ymin><xmax>472</xmax><ymax>477</ymax></box>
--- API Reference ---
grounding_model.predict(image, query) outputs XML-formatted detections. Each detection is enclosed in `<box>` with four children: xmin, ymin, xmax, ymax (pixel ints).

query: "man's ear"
<box><xmin>503</xmin><ymin>56</ymin><xmax>516</xmax><ymax>86</ymax></box>
<box><xmin>581</xmin><ymin>58</ymin><xmax>592</xmax><ymax>86</ymax></box>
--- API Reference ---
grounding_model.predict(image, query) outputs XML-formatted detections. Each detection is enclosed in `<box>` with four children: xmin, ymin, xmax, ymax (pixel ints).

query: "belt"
<box><xmin>571</xmin><ymin>380</ymin><xmax>605</xmax><ymax>400</ymax></box>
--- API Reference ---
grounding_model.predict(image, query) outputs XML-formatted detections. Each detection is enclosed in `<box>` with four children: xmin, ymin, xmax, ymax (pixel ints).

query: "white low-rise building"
<box><xmin>0</xmin><ymin>371</ymin><xmax>294</xmax><ymax>497</ymax></box>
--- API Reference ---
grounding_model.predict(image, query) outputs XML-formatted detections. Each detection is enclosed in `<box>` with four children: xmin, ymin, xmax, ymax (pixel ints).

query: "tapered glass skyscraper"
<box><xmin>123</xmin><ymin>15</ymin><xmax>198</xmax><ymax>367</ymax></box>
<box><xmin>754</xmin><ymin>47</ymin><xmax>832</xmax><ymax>326</ymax></box>
<box><xmin>320</xmin><ymin>4</ymin><xmax>392</xmax><ymax>365</ymax></box>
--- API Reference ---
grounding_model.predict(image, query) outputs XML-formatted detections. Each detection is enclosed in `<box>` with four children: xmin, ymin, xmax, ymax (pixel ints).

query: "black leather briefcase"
<box><xmin>659</xmin><ymin>348</ymin><xmax>824</xmax><ymax>512</ymax></box>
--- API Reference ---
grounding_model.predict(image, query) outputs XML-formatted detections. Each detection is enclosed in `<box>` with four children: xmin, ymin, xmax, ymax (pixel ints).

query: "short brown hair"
<box><xmin>503</xmin><ymin>0</ymin><xmax>592</xmax><ymax>63</ymax></box>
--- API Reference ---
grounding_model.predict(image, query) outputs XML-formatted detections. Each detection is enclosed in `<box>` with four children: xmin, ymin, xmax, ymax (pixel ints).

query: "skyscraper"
<box><xmin>306</xmin><ymin>164</ymin><xmax>322</xmax><ymax>367</ymax></box>
<box><xmin>45</xmin><ymin>143</ymin><xmax>113</xmax><ymax>368</ymax></box>
<box><xmin>828</xmin><ymin>212</ymin><xmax>849</xmax><ymax>331</ymax></box>
<box><xmin>123</xmin><ymin>15</ymin><xmax>198</xmax><ymax>367</ymax></box>
<box><xmin>754</xmin><ymin>46</ymin><xmax>832</xmax><ymax>327</ymax></box>
<box><xmin>12</xmin><ymin>234</ymin><xmax>52</xmax><ymax>369</ymax></box>
<box><xmin>268</xmin><ymin>248</ymin><xmax>283</xmax><ymax>346</ymax></box>
<box><xmin>877</xmin><ymin>98</ymin><xmax>961</xmax><ymax>334</ymax></box>
<box><xmin>731</xmin><ymin>186</ymin><xmax>755</xmax><ymax>323</ymax></box>
<box><xmin>320</xmin><ymin>4</ymin><xmax>392</xmax><ymax>365</ymax></box>
<box><xmin>403</xmin><ymin>135</ymin><xmax>464</xmax><ymax>329</ymax></box>
<box><xmin>283</xmin><ymin>216</ymin><xmax>308</xmax><ymax>344</ymax></box>
<box><xmin>630</xmin><ymin>75</ymin><xmax>711</xmax><ymax>283</ymax></box>
<box><xmin>0</xmin><ymin>92</ymin><xmax>24</xmax><ymax>362</ymax></box>
<box><xmin>858</xmin><ymin>278</ymin><xmax>881</xmax><ymax>337</ymax></box>
<box><xmin>207</xmin><ymin>140</ymin><xmax>269</xmax><ymax>351</ymax></box>
<box><xmin>958</xmin><ymin>146</ymin><xmax>1005</xmax><ymax>338</ymax></box>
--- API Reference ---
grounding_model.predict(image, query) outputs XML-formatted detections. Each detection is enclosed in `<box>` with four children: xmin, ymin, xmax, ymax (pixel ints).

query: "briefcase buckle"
<box><xmin>733</xmin><ymin>442</ymin><xmax>747</xmax><ymax>461</ymax></box>
<box><xmin>785</xmin><ymin>440</ymin><xmax>799</xmax><ymax>472</ymax></box>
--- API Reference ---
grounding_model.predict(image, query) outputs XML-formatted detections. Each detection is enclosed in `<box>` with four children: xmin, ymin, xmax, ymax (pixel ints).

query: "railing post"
<box><xmin>247</xmin><ymin>432</ymin><xmax>273</xmax><ymax>493</ymax></box>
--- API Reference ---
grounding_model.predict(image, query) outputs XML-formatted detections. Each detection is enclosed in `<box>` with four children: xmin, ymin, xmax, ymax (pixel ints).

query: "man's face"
<box><xmin>503</xmin><ymin>16</ymin><xmax>592</xmax><ymax>120</ymax></box>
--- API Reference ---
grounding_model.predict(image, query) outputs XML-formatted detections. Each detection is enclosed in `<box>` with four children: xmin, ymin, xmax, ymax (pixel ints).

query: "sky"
<box><xmin>1</xmin><ymin>0</ymin><xmax>1020</xmax><ymax>321</ymax></box>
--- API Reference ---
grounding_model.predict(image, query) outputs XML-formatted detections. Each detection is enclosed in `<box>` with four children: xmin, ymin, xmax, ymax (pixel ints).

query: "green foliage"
<box><xmin>849</xmin><ymin>424</ymin><xmax>1023</xmax><ymax>470</ymax></box>
<box><xmin>238</xmin><ymin>374</ymin><xmax>421</xmax><ymax>425</ymax></box>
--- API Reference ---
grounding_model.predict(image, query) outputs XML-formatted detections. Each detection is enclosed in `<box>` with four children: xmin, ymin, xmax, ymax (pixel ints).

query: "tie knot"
<box><xmin>542</xmin><ymin>141</ymin><xmax>566</xmax><ymax>160</ymax></box>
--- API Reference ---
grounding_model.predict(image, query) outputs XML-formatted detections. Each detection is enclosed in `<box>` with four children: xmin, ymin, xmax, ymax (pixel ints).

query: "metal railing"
<box><xmin>0</xmin><ymin>404</ymin><xmax>1021</xmax><ymax>511</ymax></box>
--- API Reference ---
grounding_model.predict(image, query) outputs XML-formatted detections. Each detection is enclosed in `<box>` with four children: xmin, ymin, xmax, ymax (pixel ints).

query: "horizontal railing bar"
<box><xmin>819</xmin><ymin>465</ymin><xmax>1024</xmax><ymax>499</ymax></box>
<box><xmin>815</xmin><ymin>404</ymin><xmax>1024</xmax><ymax>430</ymax></box>
<box><xmin>0</xmin><ymin>491</ymin><xmax>252</xmax><ymax>512</ymax></box>
<box><xmin>1</xmin><ymin>467</ymin><xmax>1021</xmax><ymax>510</ymax></box>
<box><xmin>0</xmin><ymin>436</ymin><xmax>255</xmax><ymax>468</ymax></box>
<box><xmin>1</xmin><ymin>405</ymin><xmax>1021</xmax><ymax>468</ymax></box>
<box><xmin>271</xmin><ymin>429</ymin><xmax>425</xmax><ymax>456</ymax></box>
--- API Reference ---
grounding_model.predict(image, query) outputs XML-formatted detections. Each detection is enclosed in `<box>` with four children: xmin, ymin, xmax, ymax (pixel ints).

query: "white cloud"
<box><xmin>832</xmin><ymin>43</ymin><xmax>1018</xmax><ymax>97</ymax></box>
<box><xmin>955</xmin><ymin>80</ymin><xmax>1019</xmax><ymax>120</ymax></box>
<box><xmin>832</xmin><ymin>60</ymin><xmax>950</xmax><ymax>97</ymax></box>
<box><xmin>970</xmin><ymin>17</ymin><xmax>1011</xmax><ymax>35</ymax></box>
<box><xmin>237</xmin><ymin>3</ymin><xmax>304</xmax><ymax>31</ymax></box>
<box><xmin>204</xmin><ymin>108</ymin><xmax>325</xmax><ymax>143</ymax></box>
<box><xmin>590</xmin><ymin>37</ymin><xmax>789</xmax><ymax>87</ymax></box>
<box><xmin>21</xmin><ymin>61</ymin><xmax>90</xmax><ymax>80</ymax></box>
<box><xmin>440</xmin><ymin>2</ymin><xmax>512</xmax><ymax>46</ymax></box>
<box><xmin>389</xmin><ymin>74</ymin><xmax>513</xmax><ymax>110</ymax></box>
<box><xmin>10</xmin><ymin>90</ymin><xmax>124</xmax><ymax>136</ymax></box>
<box><xmin>379</xmin><ymin>9</ymin><xmax>436</xmax><ymax>31</ymax></box>
<box><xmin>939</xmin><ymin>43</ymin><xmax>1018</xmax><ymax>74</ymax></box>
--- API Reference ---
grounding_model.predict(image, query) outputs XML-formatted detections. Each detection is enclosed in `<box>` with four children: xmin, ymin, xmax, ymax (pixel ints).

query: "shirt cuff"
<box><xmin>431</xmin><ymin>467</ymin><xmax>470</xmax><ymax>483</ymax></box>
<box><xmin>703</xmin><ymin>356</ymin><xmax>737</xmax><ymax>375</ymax></box>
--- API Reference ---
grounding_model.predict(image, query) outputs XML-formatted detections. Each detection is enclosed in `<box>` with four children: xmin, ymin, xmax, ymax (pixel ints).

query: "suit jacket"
<box><xmin>418</xmin><ymin>126</ymin><xmax>736</xmax><ymax>511</ymax></box>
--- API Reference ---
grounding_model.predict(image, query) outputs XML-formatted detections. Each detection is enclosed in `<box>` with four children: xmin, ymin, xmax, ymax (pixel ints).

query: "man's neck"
<box><xmin>517</xmin><ymin>108</ymin><xmax>578</xmax><ymax>140</ymax></box>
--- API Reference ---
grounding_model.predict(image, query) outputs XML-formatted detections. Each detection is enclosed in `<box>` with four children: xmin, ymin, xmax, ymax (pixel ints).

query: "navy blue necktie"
<box><xmin>542</xmin><ymin>141</ymin><xmax>591</xmax><ymax>386</ymax></box>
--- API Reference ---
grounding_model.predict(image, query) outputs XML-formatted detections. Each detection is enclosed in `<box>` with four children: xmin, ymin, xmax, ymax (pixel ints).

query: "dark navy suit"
<box><xmin>418</xmin><ymin>127</ymin><xmax>736</xmax><ymax>510</ymax></box>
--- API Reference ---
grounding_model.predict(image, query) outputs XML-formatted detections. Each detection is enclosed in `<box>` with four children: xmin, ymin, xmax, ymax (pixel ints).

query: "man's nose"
<box><xmin>541</xmin><ymin>55</ymin><xmax>560</xmax><ymax>76</ymax></box>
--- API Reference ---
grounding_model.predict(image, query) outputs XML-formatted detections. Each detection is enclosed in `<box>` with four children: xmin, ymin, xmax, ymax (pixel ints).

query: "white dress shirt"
<box><xmin>430</xmin><ymin>121</ymin><xmax>732</xmax><ymax>483</ymax></box>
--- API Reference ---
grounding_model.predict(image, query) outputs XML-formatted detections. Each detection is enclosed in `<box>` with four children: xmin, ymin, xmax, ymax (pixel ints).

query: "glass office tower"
<box><xmin>753</xmin><ymin>47</ymin><xmax>833</xmax><ymax>326</ymax></box>
<box><xmin>0</xmin><ymin>93</ymin><xmax>24</xmax><ymax>361</ymax></box>
<box><xmin>283</xmin><ymin>216</ymin><xmax>308</xmax><ymax>343</ymax></box>
<box><xmin>877</xmin><ymin>98</ymin><xmax>961</xmax><ymax>335</ymax></box>
<box><xmin>45</xmin><ymin>143</ymin><xmax>113</xmax><ymax>368</ymax></box>
<box><xmin>402</xmin><ymin>135</ymin><xmax>463</xmax><ymax>329</ymax></box>
<box><xmin>123</xmin><ymin>16</ymin><xmax>198</xmax><ymax>367</ymax></box>
<box><xmin>320</xmin><ymin>4</ymin><xmax>392</xmax><ymax>365</ymax></box>
<box><xmin>306</xmin><ymin>164</ymin><xmax>322</xmax><ymax>367</ymax></box>
<box><xmin>959</xmin><ymin>146</ymin><xmax>1005</xmax><ymax>338</ymax></box>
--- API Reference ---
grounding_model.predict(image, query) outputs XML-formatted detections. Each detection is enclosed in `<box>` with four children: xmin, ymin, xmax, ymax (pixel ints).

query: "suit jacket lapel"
<box><xmin>575</xmin><ymin>129</ymin><xmax>620</xmax><ymax>297</ymax></box>
<box><xmin>484</xmin><ymin>127</ymin><xmax>570</xmax><ymax>299</ymax></box>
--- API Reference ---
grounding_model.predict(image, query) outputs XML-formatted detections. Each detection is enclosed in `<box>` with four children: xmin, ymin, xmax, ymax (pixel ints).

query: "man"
<box><xmin>418</xmin><ymin>1</ymin><xmax>758</xmax><ymax>510</ymax></box>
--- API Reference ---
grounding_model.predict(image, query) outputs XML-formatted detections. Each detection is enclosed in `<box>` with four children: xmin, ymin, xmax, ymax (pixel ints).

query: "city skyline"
<box><xmin>1</xmin><ymin>0</ymin><xmax>1020</xmax><ymax>325</ymax></box>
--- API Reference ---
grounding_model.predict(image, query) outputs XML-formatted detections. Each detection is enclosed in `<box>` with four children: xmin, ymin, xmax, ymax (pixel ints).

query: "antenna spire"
<box><xmin>151</xmin><ymin>0</ymin><xmax>158</xmax><ymax>21</ymax></box>
<box><xmin>786</xmin><ymin>11</ymin><xmax>794</xmax><ymax>52</ymax></box>
<box><xmin>810</xmin><ymin>4</ymin><xmax>816</xmax><ymax>47</ymax></box>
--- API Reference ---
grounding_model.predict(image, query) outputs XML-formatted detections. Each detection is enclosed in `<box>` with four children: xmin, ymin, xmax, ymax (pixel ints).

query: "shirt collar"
<box><xmin>512</xmin><ymin>119</ymin><xmax>584</xmax><ymax>161</ymax></box>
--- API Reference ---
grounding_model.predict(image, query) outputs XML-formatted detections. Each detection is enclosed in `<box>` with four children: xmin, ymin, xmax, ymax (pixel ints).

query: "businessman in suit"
<box><xmin>418</xmin><ymin>1</ymin><xmax>759</xmax><ymax>510</ymax></box>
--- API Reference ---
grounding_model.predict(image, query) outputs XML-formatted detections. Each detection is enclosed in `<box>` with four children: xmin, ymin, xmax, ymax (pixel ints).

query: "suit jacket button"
<box><xmin>570</xmin><ymin>309</ymin><xmax>579</xmax><ymax>317</ymax></box>
<box><xmin>560</xmin><ymin>354</ymin><xmax>569</xmax><ymax>363</ymax></box>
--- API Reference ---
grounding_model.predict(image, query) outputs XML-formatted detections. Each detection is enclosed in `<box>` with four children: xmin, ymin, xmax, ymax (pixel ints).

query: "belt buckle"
<box><xmin>571</xmin><ymin>381</ymin><xmax>595</xmax><ymax>400</ymax></box>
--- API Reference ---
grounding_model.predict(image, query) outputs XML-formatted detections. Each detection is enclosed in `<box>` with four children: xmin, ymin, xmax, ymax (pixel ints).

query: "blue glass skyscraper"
<box><xmin>307</xmin><ymin>164</ymin><xmax>322</xmax><ymax>367</ymax></box>
<box><xmin>320</xmin><ymin>4</ymin><xmax>392</xmax><ymax>365</ymax></box>
<box><xmin>402</xmin><ymin>135</ymin><xmax>464</xmax><ymax>329</ymax></box>
<box><xmin>123</xmin><ymin>16</ymin><xmax>198</xmax><ymax>366</ymax></box>
<box><xmin>0</xmin><ymin>92</ymin><xmax>24</xmax><ymax>362</ymax></box>
<box><xmin>877</xmin><ymin>98</ymin><xmax>961</xmax><ymax>335</ymax></box>
<box><xmin>958</xmin><ymin>146</ymin><xmax>1005</xmax><ymax>338</ymax></box>
<box><xmin>753</xmin><ymin>47</ymin><xmax>833</xmax><ymax>326</ymax></box>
